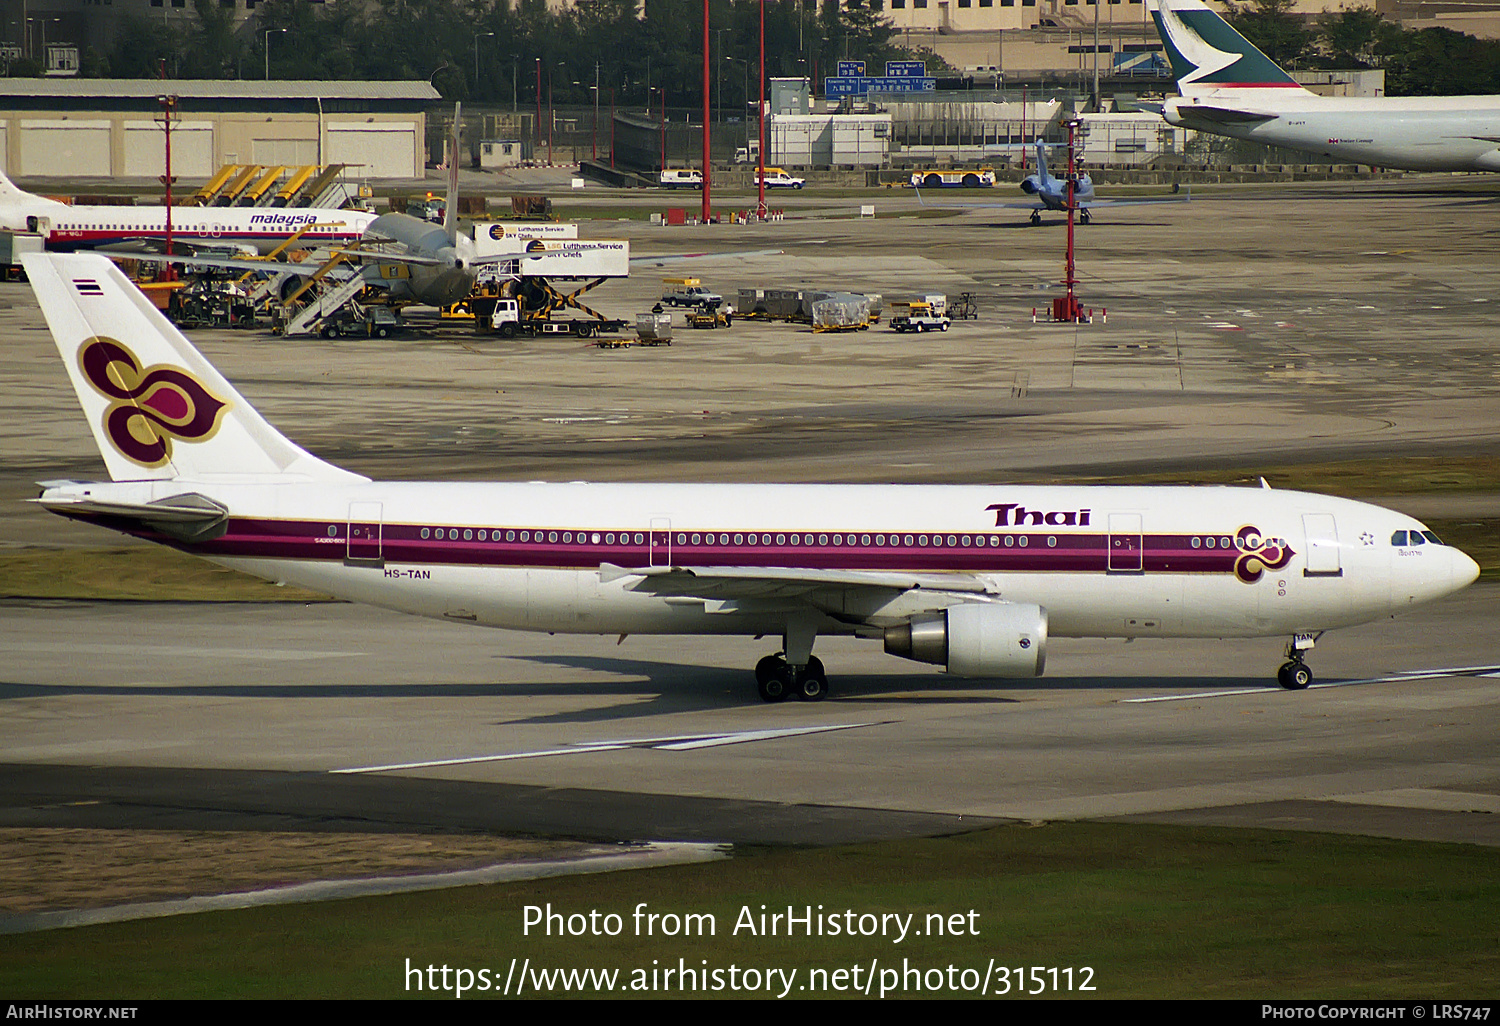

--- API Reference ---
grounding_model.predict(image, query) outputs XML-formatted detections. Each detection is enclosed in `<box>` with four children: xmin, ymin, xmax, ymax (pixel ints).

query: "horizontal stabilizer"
<box><xmin>34</xmin><ymin>488</ymin><xmax>229</xmax><ymax>542</ymax></box>
<box><xmin>1173</xmin><ymin>104</ymin><xmax>1278</xmax><ymax>126</ymax></box>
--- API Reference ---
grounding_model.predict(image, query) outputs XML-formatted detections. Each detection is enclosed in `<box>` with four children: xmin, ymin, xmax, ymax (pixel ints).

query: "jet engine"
<box><xmin>884</xmin><ymin>602</ymin><xmax>1047</xmax><ymax>677</ymax></box>
<box><xmin>1019</xmin><ymin>176</ymin><xmax>1041</xmax><ymax>194</ymax></box>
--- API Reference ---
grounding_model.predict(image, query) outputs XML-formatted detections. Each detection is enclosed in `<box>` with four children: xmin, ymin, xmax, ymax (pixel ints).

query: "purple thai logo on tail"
<box><xmin>1235</xmin><ymin>525</ymin><xmax>1294</xmax><ymax>582</ymax></box>
<box><xmin>78</xmin><ymin>337</ymin><xmax>229</xmax><ymax>468</ymax></box>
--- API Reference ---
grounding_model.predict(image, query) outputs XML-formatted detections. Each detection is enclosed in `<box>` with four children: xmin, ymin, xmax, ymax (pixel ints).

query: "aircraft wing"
<box><xmin>600</xmin><ymin>563</ymin><xmax>996</xmax><ymax>599</ymax></box>
<box><xmin>466</xmin><ymin>248</ymin><xmax>785</xmax><ymax>269</ymax></box>
<box><xmin>915</xmin><ymin>186</ymin><xmax>1189</xmax><ymax>211</ymax></box>
<box><xmin>1078</xmin><ymin>188</ymin><xmax>1191</xmax><ymax>209</ymax></box>
<box><xmin>139</xmin><ymin>246</ymin><xmax>447</xmax><ymax>277</ymax></box>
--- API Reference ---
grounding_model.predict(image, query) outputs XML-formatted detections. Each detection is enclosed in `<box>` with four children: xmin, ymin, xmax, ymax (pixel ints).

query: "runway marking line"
<box><xmin>331</xmin><ymin>723</ymin><xmax>878</xmax><ymax>775</ymax></box>
<box><xmin>1123</xmin><ymin>665</ymin><xmax>1499</xmax><ymax>704</ymax></box>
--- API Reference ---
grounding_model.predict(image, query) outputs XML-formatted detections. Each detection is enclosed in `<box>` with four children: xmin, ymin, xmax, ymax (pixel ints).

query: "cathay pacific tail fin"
<box><xmin>1147</xmin><ymin>0</ymin><xmax>1313</xmax><ymax>96</ymax></box>
<box><xmin>23</xmin><ymin>252</ymin><xmax>367</xmax><ymax>484</ymax></box>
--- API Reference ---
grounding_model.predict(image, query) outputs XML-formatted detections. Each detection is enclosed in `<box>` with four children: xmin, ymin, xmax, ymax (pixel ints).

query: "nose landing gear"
<box><xmin>1276</xmin><ymin>633</ymin><xmax>1320</xmax><ymax>690</ymax></box>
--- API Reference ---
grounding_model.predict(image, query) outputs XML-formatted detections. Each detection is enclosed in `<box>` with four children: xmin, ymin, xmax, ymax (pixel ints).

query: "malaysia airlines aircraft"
<box><xmin>0</xmin><ymin>171</ymin><xmax>377</xmax><ymax>256</ymax></box>
<box><xmin>1149</xmin><ymin>0</ymin><xmax>1500</xmax><ymax>171</ymax></box>
<box><xmin>24</xmin><ymin>252</ymin><xmax>1478</xmax><ymax>700</ymax></box>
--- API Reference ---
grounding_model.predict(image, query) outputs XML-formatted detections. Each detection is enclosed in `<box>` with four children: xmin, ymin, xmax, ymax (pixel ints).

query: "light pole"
<box><xmin>589</xmin><ymin>84</ymin><xmax>599</xmax><ymax>162</ymax></box>
<box><xmin>264</xmin><ymin>27</ymin><xmax>285</xmax><ymax>81</ymax></box>
<box><xmin>726</xmin><ymin>56</ymin><xmax>748</xmax><ymax>153</ymax></box>
<box><xmin>474</xmin><ymin>32</ymin><xmax>493</xmax><ymax>90</ymax></box>
<box><xmin>758</xmin><ymin>0</ymin><xmax>766</xmax><ymax>218</ymax></box>
<box><xmin>510</xmin><ymin>55</ymin><xmax>519</xmax><ymax>113</ymax></box>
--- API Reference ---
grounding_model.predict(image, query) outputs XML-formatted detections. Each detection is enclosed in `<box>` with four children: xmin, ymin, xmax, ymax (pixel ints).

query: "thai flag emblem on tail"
<box><xmin>72</xmin><ymin>279</ymin><xmax>103</xmax><ymax>296</ymax></box>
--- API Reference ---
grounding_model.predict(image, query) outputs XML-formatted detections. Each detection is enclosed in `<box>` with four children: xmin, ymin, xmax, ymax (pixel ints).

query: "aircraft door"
<box><xmin>1302</xmin><ymin>513</ymin><xmax>1342</xmax><ymax>577</ymax></box>
<box><xmin>650</xmin><ymin>517</ymin><xmax>671</xmax><ymax>567</ymax></box>
<box><xmin>347</xmin><ymin>501</ymin><xmax>383</xmax><ymax>564</ymax></box>
<box><xmin>1108</xmin><ymin>513</ymin><xmax>1143</xmax><ymax>572</ymax></box>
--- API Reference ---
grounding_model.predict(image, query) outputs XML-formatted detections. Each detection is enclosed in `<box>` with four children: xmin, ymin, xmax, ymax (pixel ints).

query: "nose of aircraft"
<box><xmin>1451</xmin><ymin>547</ymin><xmax>1481</xmax><ymax>592</ymax></box>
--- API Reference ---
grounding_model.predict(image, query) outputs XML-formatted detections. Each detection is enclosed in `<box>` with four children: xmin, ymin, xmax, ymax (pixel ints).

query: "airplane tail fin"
<box><xmin>442</xmin><ymin>102</ymin><xmax>461</xmax><ymax>241</ymax></box>
<box><xmin>1147</xmin><ymin>0</ymin><xmax>1311</xmax><ymax>96</ymax></box>
<box><xmin>0</xmin><ymin>168</ymin><xmax>66</xmax><ymax>230</ymax></box>
<box><xmin>23</xmin><ymin>252</ymin><xmax>366</xmax><ymax>484</ymax></box>
<box><xmin>1035</xmin><ymin>142</ymin><xmax>1049</xmax><ymax>181</ymax></box>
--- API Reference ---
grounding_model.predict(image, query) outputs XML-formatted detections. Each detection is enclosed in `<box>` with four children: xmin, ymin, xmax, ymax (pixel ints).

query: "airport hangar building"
<box><xmin>0</xmin><ymin>80</ymin><xmax>440</xmax><ymax>181</ymax></box>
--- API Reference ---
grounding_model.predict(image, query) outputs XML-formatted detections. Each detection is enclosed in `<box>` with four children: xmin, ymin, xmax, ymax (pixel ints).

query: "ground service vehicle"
<box><xmin>890</xmin><ymin>300</ymin><xmax>951</xmax><ymax>333</ymax></box>
<box><xmin>756</xmin><ymin>167</ymin><xmax>806</xmax><ymax>189</ymax></box>
<box><xmin>910</xmin><ymin>169</ymin><xmax>996</xmax><ymax>189</ymax></box>
<box><xmin>659</xmin><ymin>169</ymin><xmax>704</xmax><ymax>188</ymax></box>
<box><xmin>661</xmin><ymin>277</ymin><xmax>723</xmax><ymax>307</ymax></box>
<box><xmin>489</xmin><ymin>298</ymin><xmax>626</xmax><ymax>339</ymax></box>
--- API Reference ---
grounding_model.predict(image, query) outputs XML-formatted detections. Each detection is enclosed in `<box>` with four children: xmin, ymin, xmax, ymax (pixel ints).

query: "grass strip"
<box><xmin>2</xmin><ymin>822</ymin><xmax>1497</xmax><ymax>998</ymax></box>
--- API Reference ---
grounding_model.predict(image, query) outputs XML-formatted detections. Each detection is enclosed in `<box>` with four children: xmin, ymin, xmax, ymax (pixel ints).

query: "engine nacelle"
<box><xmin>1020</xmin><ymin>176</ymin><xmax>1041</xmax><ymax>194</ymax></box>
<box><xmin>884</xmin><ymin>603</ymin><xmax>1047</xmax><ymax>678</ymax></box>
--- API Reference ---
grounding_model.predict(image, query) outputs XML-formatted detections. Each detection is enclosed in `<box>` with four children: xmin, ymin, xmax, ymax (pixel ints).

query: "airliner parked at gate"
<box><xmin>0</xmin><ymin>171</ymin><xmax>376</xmax><ymax>256</ymax></box>
<box><xmin>24</xmin><ymin>253</ymin><xmax>1479</xmax><ymax>700</ymax></box>
<box><xmin>1149</xmin><ymin>0</ymin><xmax>1500</xmax><ymax>172</ymax></box>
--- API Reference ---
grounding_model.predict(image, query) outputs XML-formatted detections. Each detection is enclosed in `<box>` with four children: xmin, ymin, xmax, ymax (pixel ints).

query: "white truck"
<box><xmin>489</xmin><ymin>298</ymin><xmax>627</xmax><ymax>339</ymax></box>
<box><xmin>659</xmin><ymin>168</ymin><xmax>704</xmax><ymax>189</ymax></box>
<box><xmin>661</xmin><ymin>277</ymin><xmax>723</xmax><ymax>307</ymax></box>
<box><xmin>889</xmin><ymin>296</ymin><xmax>951</xmax><ymax>333</ymax></box>
<box><xmin>755</xmin><ymin>167</ymin><xmax>805</xmax><ymax>189</ymax></box>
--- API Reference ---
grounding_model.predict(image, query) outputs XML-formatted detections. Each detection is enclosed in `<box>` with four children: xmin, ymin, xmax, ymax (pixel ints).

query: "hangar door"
<box><xmin>123</xmin><ymin>122</ymin><xmax>214</xmax><ymax>178</ymax></box>
<box><xmin>19</xmin><ymin>120</ymin><xmax>110</xmax><ymax>176</ymax></box>
<box><xmin>327</xmin><ymin>124</ymin><xmax>419</xmax><ymax>178</ymax></box>
<box><xmin>252</xmin><ymin>138</ymin><xmax>317</xmax><ymax>167</ymax></box>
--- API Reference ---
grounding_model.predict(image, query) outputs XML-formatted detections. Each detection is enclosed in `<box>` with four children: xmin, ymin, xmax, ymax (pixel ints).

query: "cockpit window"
<box><xmin>1391</xmin><ymin>531</ymin><xmax>1407</xmax><ymax>545</ymax></box>
<box><xmin>1421</xmin><ymin>531</ymin><xmax>1443</xmax><ymax>545</ymax></box>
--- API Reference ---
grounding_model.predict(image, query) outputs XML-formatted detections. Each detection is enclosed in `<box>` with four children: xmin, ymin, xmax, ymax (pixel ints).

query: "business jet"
<box><xmin>24</xmin><ymin>252</ymin><xmax>1478</xmax><ymax>701</ymax></box>
<box><xmin>1149</xmin><ymin>0</ymin><xmax>1500</xmax><ymax>171</ymax></box>
<box><xmin>917</xmin><ymin>142</ymin><xmax>1189</xmax><ymax>225</ymax></box>
<box><xmin>0</xmin><ymin>170</ymin><xmax>377</xmax><ymax>257</ymax></box>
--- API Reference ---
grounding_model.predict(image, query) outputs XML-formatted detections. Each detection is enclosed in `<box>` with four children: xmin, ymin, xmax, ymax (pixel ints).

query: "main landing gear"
<box><xmin>754</xmin><ymin>653</ymin><xmax>828</xmax><ymax>703</ymax></box>
<box><xmin>1276</xmin><ymin>634</ymin><xmax>1319</xmax><ymax>690</ymax></box>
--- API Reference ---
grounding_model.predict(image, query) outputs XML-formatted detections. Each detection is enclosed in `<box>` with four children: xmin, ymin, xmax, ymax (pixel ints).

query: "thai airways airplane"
<box><xmin>0</xmin><ymin>171</ymin><xmax>377</xmax><ymax>256</ymax></box>
<box><xmin>23</xmin><ymin>252</ymin><xmax>1479</xmax><ymax>701</ymax></box>
<box><xmin>1149</xmin><ymin>0</ymin><xmax>1500</xmax><ymax>171</ymax></box>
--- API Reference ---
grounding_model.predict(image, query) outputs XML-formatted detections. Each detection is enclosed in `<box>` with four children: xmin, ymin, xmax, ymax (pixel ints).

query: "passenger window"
<box><xmin>1391</xmin><ymin>531</ymin><xmax>1407</xmax><ymax>545</ymax></box>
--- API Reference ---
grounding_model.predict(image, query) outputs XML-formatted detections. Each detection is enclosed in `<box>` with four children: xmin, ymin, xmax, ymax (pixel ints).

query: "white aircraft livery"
<box><xmin>1149</xmin><ymin>0</ymin><xmax>1500</xmax><ymax>172</ymax></box>
<box><xmin>25</xmin><ymin>253</ymin><xmax>1479</xmax><ymax>700</ymax></box>
<box><xmin>0</xmin><ymin>171</ymin><xmax>377</xmax><ymax>255</ymax></box>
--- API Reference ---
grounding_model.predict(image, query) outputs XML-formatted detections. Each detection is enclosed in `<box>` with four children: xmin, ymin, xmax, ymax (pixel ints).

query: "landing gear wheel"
<box><xmin>1080</xmin><ymin>209</ymin><xmax>1092</xmax><ymax>225</ymax></box>
<box><xmin>1277</xmin><ymin>660</ymin><xmax>1313</xmax><ymax>690</ymax></box>
<box><xmin>1029</xmin><ymin>211</ymin><xmax>1042</xmax><ymax>226</ymax></box>
<box><xmin>792</xmin><ymin>656</ymin><xmax>828</xmax><ymax>702</ymax></box>
<box><xmin>755</xmin><ymin>654</ymin><xmax>785</xmax><ymax>686</ymax></box>
<box><xmin>758</xmin><ymin>667</ymin><xmax>792</xmax><ymax>703</ymax></box>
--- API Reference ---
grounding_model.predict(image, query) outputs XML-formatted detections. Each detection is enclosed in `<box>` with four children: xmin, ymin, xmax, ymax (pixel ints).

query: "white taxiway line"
<box><xmin>1123</xmin><ymin>666</ymin><xmax>1499</xmax><ymax>704</ymax></box>
<box><xmin>331</xmin><ymin>723</ymin><xmax>877</xmax><ymax>775</ymax></box>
